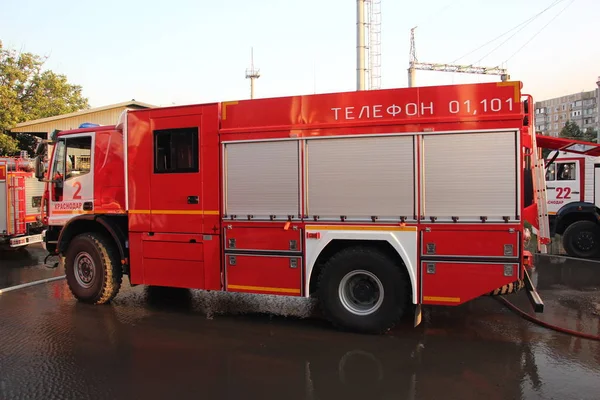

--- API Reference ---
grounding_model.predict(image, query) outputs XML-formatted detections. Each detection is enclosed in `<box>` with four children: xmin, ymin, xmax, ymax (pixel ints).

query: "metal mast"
<box><xmin>356</xmin><ymin>0</ymin><xmax>366</xmax><ymax>90</ymax></box>
<box><xmin>408</xmin><ymin>27</ymin><xmax>510</xmax><ymax>87</ymax></box>
<box><xmin>245</xmin><ymin>47</ymin><xmax>261</xmax><ymax>99</ymax></box>
<box><xmin>365</xmin><ymin>0</ymin><xmax>382</xmax><ymax>90</ymax></box>
<box><xmin>597</xmin><ymin>76</ymin><xmax>600</xmax><ymax>144</ymax></box>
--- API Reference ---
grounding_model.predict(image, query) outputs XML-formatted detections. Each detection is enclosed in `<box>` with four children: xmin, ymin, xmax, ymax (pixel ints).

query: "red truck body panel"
<box><xmin>48</xmin><ymin>81</ymin><xmax>541</xmax><ymax>317</ymax></box>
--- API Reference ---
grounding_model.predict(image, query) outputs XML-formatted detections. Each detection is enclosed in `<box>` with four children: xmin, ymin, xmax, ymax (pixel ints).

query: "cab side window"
<box><xmin>153</xmin><ymin>127</ymin><xmax>199</xmax><ymax>173</ymax></box>
<box><xmin>65</xmin><ymin>136</ymin><xmax>92</xmax><ymax>180</ymax></box>
<box><xmin>556</xmin><ymin>162</ymin><xmax>576</xmax><ymax>181</ymax></box>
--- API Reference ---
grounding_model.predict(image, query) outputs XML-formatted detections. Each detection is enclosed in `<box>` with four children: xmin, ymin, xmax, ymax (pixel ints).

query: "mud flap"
<box><xmin>523</xmin><ymin>267</ymin><xmax>544</xmax><ymax>313</ymax></box>
<box><xmin>413</xmin><ymin>304</ymin><xmax>422</xmax><ymax>327</ymax></box>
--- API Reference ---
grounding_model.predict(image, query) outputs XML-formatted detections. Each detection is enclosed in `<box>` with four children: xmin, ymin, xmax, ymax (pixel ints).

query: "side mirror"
<box><xmin>34</xmin><ymin>156</ymin><xmax>45</xmax><ymax>181</ymax></box>
<box><xmin>34</xmin><ymin>141</ymin><xmax>45</xmax><ymax>156</ymax></box>
<box><xmin>50</xmin><ymin>130</ymin><xmax>60</xmax><ymax>142</ymax></box>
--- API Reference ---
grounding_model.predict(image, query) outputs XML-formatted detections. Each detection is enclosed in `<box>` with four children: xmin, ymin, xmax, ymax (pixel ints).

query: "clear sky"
<box><xmin>1</xmin><ymin>0</ymin><xmax>598</xmax><ymax>108</ymax></box>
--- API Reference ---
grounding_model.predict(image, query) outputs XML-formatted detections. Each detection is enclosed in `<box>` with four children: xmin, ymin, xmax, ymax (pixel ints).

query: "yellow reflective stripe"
<box><xmin>221</xmin><ymin>101</ymin><xmax>239</xmax><ymax>121</ymax></box>
<box><xmin>497</xmin><ymin>81</ymin><xmax>521</xmax><ymax>102</ymax></box>
<box><xmin>128</xmin><ymin>210</ymin><xmax>219</xmax><ymax>215</ymax></box>
<box><xmin>228</xmin><ymin>284</ymin><xmax>301</xmax><ymax>294</ymax></box>
<box><xmin>423</xmin><ymin>296</ymin><xmax>461</xmax><ymax>303</ymax></box>
<box><xmin>53</xmin><ymin>210</ymin><xmax>126</xmax><ymax>215</ymax></box>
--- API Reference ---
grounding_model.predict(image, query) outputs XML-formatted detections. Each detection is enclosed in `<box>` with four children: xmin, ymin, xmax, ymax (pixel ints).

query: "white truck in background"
<box><xmin>545</xmin><ymin>146</ymin><xmax>600</xmax><ymax>259</ymax></box>
<box><xmin>0</xmin><ymin>157</ymin><xmax>46</xmax><ymax>250</ymax></box>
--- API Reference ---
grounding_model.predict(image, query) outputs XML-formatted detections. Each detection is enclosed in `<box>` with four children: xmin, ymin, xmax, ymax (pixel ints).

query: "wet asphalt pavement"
<box><xmin>0</xmin><ymin>245</ymin><xmax>599</xmax><ymax>400</ymax></box>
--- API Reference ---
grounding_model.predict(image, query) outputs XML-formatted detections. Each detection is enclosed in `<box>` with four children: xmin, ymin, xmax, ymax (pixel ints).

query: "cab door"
<box><xmin>546</xmin><ymin>158</ymin><xmax>583</xmax><ymax>215</ymax></box>
<box><xmin>140</xmin><ymin>111</ymin><xmax>209</xmax><ymax>289</ymax></box>
<box><xmin>149</xmin><ymin>112</ymin><xmax>204</xmax><ymax>234</ymax></box>
<box><xmin>48</xmin><ymin>133</ymin><xmax>94</xmax><ymax>227</ymax></box>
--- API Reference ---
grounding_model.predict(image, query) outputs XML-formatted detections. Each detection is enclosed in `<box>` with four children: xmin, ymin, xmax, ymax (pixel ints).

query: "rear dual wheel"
<box><xmin>64</xmin><ymin>232</ymin><xmax>123</xmax><ymax>304</ymax></box>
<box><xmin>317</xmin><ymin>247</ymin><xmax>410</xmax><ymax>334</ymax></box>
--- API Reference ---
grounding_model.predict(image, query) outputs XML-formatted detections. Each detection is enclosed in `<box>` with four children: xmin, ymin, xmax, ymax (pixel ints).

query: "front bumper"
<box><xmin>41</xmin><ymin>229</ymin><xmax>47</xmax><ymax>251</ymax></box>
<box><xmin>9</xmin><ymin>233</ymin><xmax>44</xmax><ymax>248</ymax></box>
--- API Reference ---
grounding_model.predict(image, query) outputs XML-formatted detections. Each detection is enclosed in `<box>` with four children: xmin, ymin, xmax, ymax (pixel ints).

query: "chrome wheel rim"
<box><xmin>338</xmin><ymin>270</ymin><xmax>384</xmax><ymax>316</ymax></box>
<box><xmin>74</xmin><ymin>252</ymin><xmax>95</xmax><ymax>288</ymax></box>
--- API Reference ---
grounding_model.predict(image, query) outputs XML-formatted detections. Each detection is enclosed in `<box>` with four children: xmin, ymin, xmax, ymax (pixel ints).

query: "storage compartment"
<box><xmin>5</xmin><ymin>174</ymin><xmax>26</xmax><ymax>235</ymax></box>
<box><xmin>224</xmin><ymin>140</ymin><xmax>300</xmax><ymax>219</ymax></box>
<box><xmin>144</xmin><ymin>241</ymin><xmax>204</xmax><ymax>261</ymax></box>
<box><xmin>141</xmin><ymin>233</ymin><xmax>205</xmax><ymax>289</ymax></box>
<box><xmin>421</xmin><ymin>228</ymin><xmax>519</xmax><ymax>258</ymax></box>
<box><xmin>421</xmin><ymin>261</ymin><xmax>519</xmax><ymax>305</ymax></box>
<box><xmin>305</xmin><ymin>135</ymin><xmax>415</xmax><ymax>221</ymax></box>
<box><xmin>225</xmin><ymin>254</ymin><xmax>302</xmax><ymax>296</ymax></box>
<box><xmin>143</xmin><ymin>258</ymin><xmax>205</xmax><ymax>289</ymax></box>
<box><xmin>421</xmin><ymin>131</ymin><xmax>519</xmax><ymax>222</ymax></box>
<box><xmin>224</xmin><ymin>226</ymin><xmax>302</xmax><ymax>252</ymax></box>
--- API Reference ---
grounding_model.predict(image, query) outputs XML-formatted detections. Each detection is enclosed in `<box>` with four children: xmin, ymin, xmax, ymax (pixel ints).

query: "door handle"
<box><xmin>187</xmin><ymin>196</ymin><xmax>199</xmax><ymax>204</ymax></box>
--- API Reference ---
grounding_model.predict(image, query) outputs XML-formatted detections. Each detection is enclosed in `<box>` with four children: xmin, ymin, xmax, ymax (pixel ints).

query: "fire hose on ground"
<box><xmin>496</xmin><ymin>295</ymin><xmax>600</xmax><ymax>342</ymax></box>
<box><xmin>0</xmin><ymin>276</ymin><xmax>65</xmax><ymax>295</ymax></box>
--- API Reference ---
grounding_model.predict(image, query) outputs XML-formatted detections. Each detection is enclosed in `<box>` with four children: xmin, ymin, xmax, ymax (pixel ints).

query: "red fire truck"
<box><xmin>35</xmin><ymin>81</ymin><xmax>551</xmax><ymax>333</ymax></box>
<box><xmin>0</xmin><ymin>157</ymin><xmax>46</xmax><ymax>249</ymax></box>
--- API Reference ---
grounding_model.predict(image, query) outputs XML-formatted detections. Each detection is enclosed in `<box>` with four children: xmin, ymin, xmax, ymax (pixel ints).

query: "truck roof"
<box><xmin>55</xmin><ymin>124</ymin><xmax>118</xmax><ymax>137</ymax></box>
<box><xmin>55</xmin><ymin>81</ymin><xmax>527</xmax><ymax>136</ymax></box>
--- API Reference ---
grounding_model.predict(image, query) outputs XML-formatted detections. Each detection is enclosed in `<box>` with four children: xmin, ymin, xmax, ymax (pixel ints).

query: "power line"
<box><xmin>415</xmin><ymin>1</ymin><xmax>462</xmax><ymax>29</ymax></box>
<box><xmin>472</xmin><ymin>0</ymin><xmax>567</xmax><ymax>65</ymax></box>
<box><xmin>452</xmin><ymin>0</ymin><xmax>566</xmax><ymax>64</ymax></box>
<box><xmin>504</xmin><ymin>0</ymin><xmax>576</xmax><ymax>63</ymax></box>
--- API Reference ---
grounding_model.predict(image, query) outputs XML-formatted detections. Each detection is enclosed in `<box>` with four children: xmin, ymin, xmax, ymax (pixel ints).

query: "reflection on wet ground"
<box><xmin>0</xmin><ymin>247</ymin><xmax>598</xmax><ymax>400</ymax></box>
<box><xmin>0</xmin><ymin>245</ymin><xmax>63</xmax><ymax>289</ymax></box>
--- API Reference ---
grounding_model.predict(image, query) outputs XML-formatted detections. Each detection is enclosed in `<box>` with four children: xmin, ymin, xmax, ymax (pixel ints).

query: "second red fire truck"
<box><xmin>35</xmin><ymin>81</ymin><xmax>552</xmax><ymax>333</ymax></box>
<box><xmin>0</xmin><ymin>157</ymin><xmax>46</xmax><ymax>249</ymax></box>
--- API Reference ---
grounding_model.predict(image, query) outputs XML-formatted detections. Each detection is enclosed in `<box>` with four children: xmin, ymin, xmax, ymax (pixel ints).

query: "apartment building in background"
<box><xmin>534</xmin><ymin>77</ymin><xmax>600</xmax><ymax>139</ymax></box>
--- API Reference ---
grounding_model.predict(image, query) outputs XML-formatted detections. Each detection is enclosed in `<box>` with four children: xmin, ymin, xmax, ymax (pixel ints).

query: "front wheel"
<box><xmin>64</xmin><ymin>232</ymin><xmax>123</xmax><ymax>304</ymax></box>
<box><xmin>562</xmin><ymin>220</ymin><xmax>600</xmax><ymax>259</ymax></box>
<box><xmin>317</xmin><ymin>246</ymin><xmax>410</xmax><ymax>334</ymax></box>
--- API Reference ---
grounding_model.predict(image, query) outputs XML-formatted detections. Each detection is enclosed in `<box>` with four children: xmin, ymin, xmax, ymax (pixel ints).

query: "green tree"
<box><xmin>559</xmin><ymin>120</ymin><xmax>584</xmax><ymax>140</ymax></box>
<box><xmin>584</xmin><ymin>127</ymin><xmax>598</xmax><ymax>143</ymax></box>
<box><xmin>0</xmin><ymin>40</ymin><xmax>89</xmax><ymax>156</ymax></box>
<box><xmin>558</xmin><ymin>120</ymin><xmax>597</xmax><ymax>143</ymax></box>
<box><xmin>0</xmin><ymin>133</ymin><xmax>18</xmax><ymax>155</ymax></box>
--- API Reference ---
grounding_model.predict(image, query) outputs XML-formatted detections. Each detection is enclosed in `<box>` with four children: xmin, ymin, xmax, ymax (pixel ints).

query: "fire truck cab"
<box><xmin>542</xmin><ymin>141</ymin><xmax>600</xmax><ymax>259</ymax></box>
<box><xmin>36</xmin><ymin>82</ymin><xmax>549</xmax><ymax>333</ymax></box>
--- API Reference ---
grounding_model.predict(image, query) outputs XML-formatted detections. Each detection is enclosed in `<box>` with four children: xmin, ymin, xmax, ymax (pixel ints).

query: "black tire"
<box><xmin>316</xmin><ymin>246</ymin><xmax>410</xmax><ymax>334</ymax></box>
<box><xmin>562</xmin><ymin>220</ymin><xmax>600</xmax><ymax>259</ymax></box>
<box><xmin>64</xmin><ymin>232</ymin><xmax>123</xmax><ymax>304</ymax></box>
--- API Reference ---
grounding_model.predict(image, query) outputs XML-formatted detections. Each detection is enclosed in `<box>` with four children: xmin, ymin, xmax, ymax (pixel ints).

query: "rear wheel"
<box><xmin>64</xmin><ymin>232</ymin><xmax>123</xmax><ymax>304</ymax></box>
<box><xmin>562</xmin><ymin>220</ymin><xmax>600</xmax><ymax>259</ymax></box>
<box><xmin>317</xmin><ymin>246</ymin><xmax>409</xmax><ymax>334</ymax></box>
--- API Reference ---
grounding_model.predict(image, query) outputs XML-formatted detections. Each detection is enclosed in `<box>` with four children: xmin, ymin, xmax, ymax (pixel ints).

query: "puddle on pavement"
<box><xmin>0</xmin><ymin>250</ymin><xmax>599</xmax><ymax>399</ymax></box>
<box><xmin>0</xmin><ymin>245</ymin><xmax>62</xmax><ymax>289</ymax></box>
<box><xmin>533</xmin><ymin>254</ymin><xmax>600</xmax><ymax>291</ymax></box>
<box><xmin>2</xmin><ymin>285</ymin><xmax>599</xmax><ymax>400</ymax></box>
